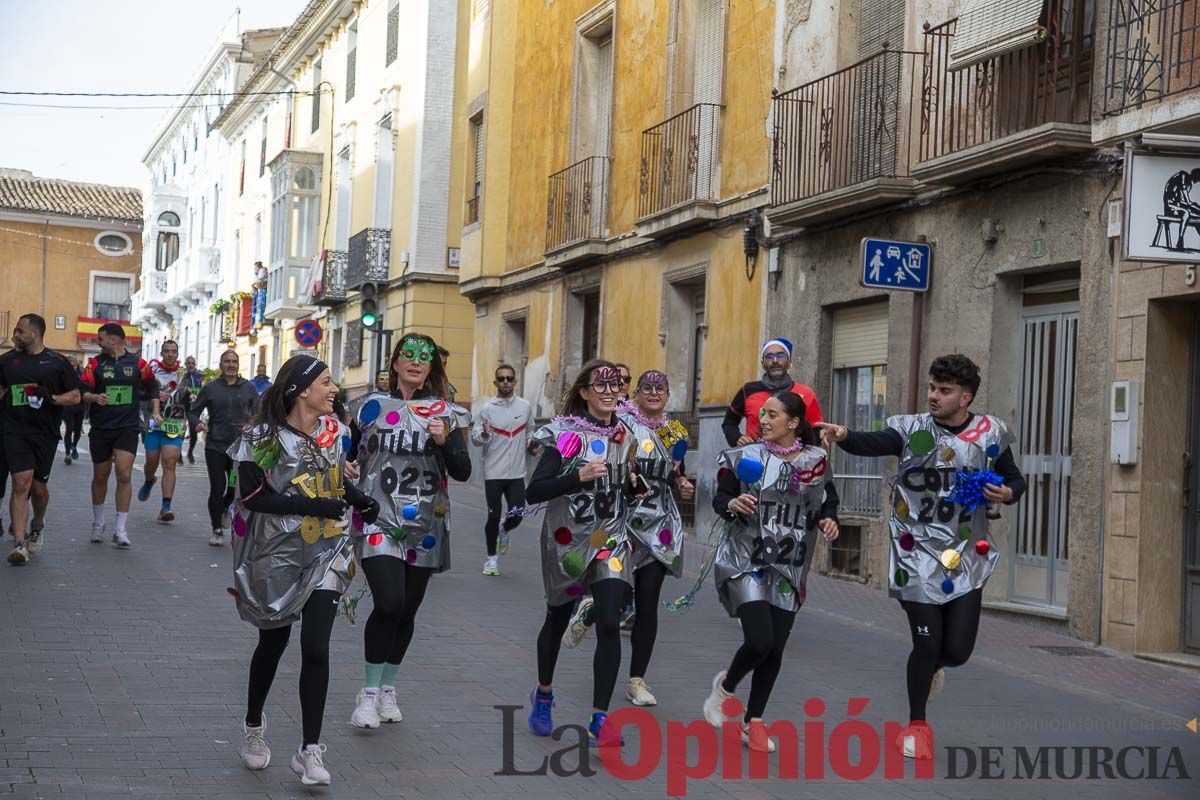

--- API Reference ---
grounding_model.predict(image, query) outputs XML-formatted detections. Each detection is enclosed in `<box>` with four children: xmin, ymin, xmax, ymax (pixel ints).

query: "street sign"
<box><xmin>860</xmin><ymin>238</ymin><xmax>932</xmax><ymax>292</ymax></box>
<box><xmin>294</xmin><ymin>319</ymin><xmax>323</xmax><ymax>348</ymax></box>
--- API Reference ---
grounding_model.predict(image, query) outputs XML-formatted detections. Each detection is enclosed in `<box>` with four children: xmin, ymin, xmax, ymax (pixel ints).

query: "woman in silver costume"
<box><xmin>230</xmin><ymin>355</ymin><xmax>379</xmax><ymax>786</ymax></box>
<box><xmin>525</xmin><ymin>359</ymin><xmax>645</xmax><ymax>747</ymax></box>
<box><xmin>703</xmin><ymin>392</ymin><xmax>839</xmax><ymax>753</ymax></box>
<box><xmin>610</xmin><ymin>370</ymin><xmax>694</xmax><ymax>707</ymax></box>
<box><xmin>346</xmin><ymin>333</ymin><xmax>472</xmax><ymax>729</ymax></box>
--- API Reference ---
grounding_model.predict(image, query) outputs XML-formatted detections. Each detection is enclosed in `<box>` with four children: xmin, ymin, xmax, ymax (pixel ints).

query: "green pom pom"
<box><xmin>561</xmin><ymin>551</ymin><xmax>584</xmax><ymax>578</ymax></box>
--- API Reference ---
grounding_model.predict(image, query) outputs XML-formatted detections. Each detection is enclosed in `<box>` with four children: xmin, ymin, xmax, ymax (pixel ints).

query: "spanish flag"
<box><xmin>76</xmin><ymin>317</ymin><xmax>142</xmax><ymax>343</ymax></box>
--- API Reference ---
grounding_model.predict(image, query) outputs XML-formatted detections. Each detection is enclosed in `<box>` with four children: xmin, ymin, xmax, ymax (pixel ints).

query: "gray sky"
<box><xmin>0</xmin><ymin>0</ymin><xmax>307</xmax><ymax>190</ymax></box>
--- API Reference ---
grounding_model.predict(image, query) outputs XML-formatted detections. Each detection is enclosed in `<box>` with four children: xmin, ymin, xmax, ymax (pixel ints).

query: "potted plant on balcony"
<box><xmin>209</xmin><ymin>298</ymin><xmax>230</xmax><ymax>315</ymax></box>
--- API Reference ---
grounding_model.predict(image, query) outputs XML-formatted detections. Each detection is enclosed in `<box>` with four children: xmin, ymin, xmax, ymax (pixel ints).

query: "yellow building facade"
<box><xmin>0</xmin><ymin>170</ymin><xmax>143</xmax><ymax>358</ymax></box>
<box><xmin>458</xmin><ymin>0</ymin><xmax>771</xmax><ymax>480</ymax></box>
<box><xmin>212</xmin><ymin>0</ymin><xmax>474</xmax><ymax>399</ymax></box>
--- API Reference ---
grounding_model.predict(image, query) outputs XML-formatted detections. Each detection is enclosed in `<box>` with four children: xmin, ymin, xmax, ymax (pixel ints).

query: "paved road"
<box><xmin>1</xmin><ymin>449</ymin><xmax>1198</xmax><ymax>799</ymax></box>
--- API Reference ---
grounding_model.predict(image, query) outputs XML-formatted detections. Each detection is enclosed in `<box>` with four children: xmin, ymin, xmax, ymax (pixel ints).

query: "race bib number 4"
<box><xmin>106</xmin><ymin>385</ymin><xmax>133</xmax><ymax>405</ymax></box>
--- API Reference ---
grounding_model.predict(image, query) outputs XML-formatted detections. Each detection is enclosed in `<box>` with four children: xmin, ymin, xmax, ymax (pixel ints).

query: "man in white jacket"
<box><xmin>469</xmin><ymin>363</ymin><xmax>535</xmax><ymax>576</ymax></box>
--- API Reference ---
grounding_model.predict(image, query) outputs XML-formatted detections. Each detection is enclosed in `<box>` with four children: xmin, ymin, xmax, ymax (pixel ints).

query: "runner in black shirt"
<box><xmin>0</xmin><ymin>313</ymin><xmax>81</xmax><ymax>565</ymax></box>
<box><xmin>79</xmin><ymin>323</ymin><xmax>156</xmax><ymax>548</ymax></box>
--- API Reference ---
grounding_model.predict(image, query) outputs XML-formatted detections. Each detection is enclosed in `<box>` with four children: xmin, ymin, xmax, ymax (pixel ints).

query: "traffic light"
<box><xmin>360</xmin><ymin>281</ymin><xmax>380</xmax><ymax>330</ymax></box>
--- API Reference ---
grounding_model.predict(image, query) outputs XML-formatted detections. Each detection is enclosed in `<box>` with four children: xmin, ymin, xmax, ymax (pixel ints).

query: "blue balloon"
<box><xmin>940</xmin><ymin>578</ymin><xmax>955</xmax><ymax>595</ymax></box>
<box><xmin>358</xmin><ymin>399</ymin><xmax>381</xmax><ymax>425</ymax></box>
<box><xmin>736</xmin><ymin>457</ymin><xmax>764</xmax><ymax>485</ymax></box>
<box><xmin>402</xmin><ymin>504</ymin><xmax>419</xmax><ymax>521</ymax></box>
<box><xmin>671</xmin><ymin>440</ymin><xmax>689</xmax><ymax>461</ymax></box>
<box><xmin>590</xmin><ymin>438</ymin><xmax>606</xmax><ymax>455</ymax></box>
<box><xmin>421</xmin><ymin>534</ymin><xmax>437</xmax><ymax>550</ymax></box>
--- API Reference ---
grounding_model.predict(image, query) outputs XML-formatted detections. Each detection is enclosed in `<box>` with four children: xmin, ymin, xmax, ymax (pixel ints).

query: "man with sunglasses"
<box><xmin>722</xmin><ymin>337</ymin><xmax>822</xmax><ymax>447</ymax></box>
<box><xmin>469</xmin><ymin>363</ymin><xmax>535</xmax><ymax>576</ymax></box>
<box><xmin>614</xmin><ymin>363</ymin><xmax>633</xmax><ymax>402</ymax></box>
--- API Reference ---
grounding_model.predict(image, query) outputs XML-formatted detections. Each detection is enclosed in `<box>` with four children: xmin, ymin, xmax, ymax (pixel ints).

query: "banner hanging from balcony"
<box><xmin>76</xmin><ymin>318</ymin><xmax>142</xmax><ymax>343</ymax></box>
<box><xmin>1123</xmin><ymin>149</ymin><xmax>1200</xmax><ymax>262</ymax></box>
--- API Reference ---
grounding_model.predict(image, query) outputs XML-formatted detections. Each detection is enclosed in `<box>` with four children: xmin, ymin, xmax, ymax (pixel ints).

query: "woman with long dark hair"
<box><xmin>526</xmin><ymin>359</ymin><xmax>643</xmax><ymax>747</ymax></box>
<box><xmin>610</xmin><ymin>370</ymin><xmax>694</xmax><ymax>706</ymax></box>
<box><xmin>347</xmin><ymin>332</ymin><xmax>471</xmax><ymax>729</ymax></box>
<box><xmin>703</xmin><ymin>391</ymin><xmax>839</xmax><ymax>753</ymax></box>
<box><xmin>230</xmin><ymin>355</ymin><xmax>379</xmax><ymax>786</ymax></box>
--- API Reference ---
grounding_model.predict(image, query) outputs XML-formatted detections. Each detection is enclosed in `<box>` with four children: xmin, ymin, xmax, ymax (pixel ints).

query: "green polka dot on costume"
<box><xmin>671</xmin><ymin>555</ymin><xmax>682</xmax><ymax>573</ymax></box>
<box><xmin>562</xmin><ymin>551</ymin><xmax>584</xmax><ymax>578</ymax></box>
<box><xmin>389</xmin><ymin>527</ymin><xmax>407</xmax><ymax>541</ymax></box>
<box><xmin>894</xmin><ymin>568</ymin><xmax>910</xmax><ymax>587</ymax></box>
<box><xmin>631</xmin><ymin>517</ymin><xmax>643</xmax><ymax>530</ymax></box>
<box><xmin>779</xmin><ymin>578</ymin><xmax>793</xmax><ymax>595</ymax></box>
<box><xmin>908</xmin><ymin>430</ymin><xmax>935</xmax><ymax>456</ymax></box>
<box><xmin>958</xmin><ymin>525</ymin><xmax>972</xmax><ymax>540</ymax></box>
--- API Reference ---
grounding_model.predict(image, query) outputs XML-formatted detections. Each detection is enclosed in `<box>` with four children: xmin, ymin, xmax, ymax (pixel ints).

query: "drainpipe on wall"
<box><xmin>1096</xmin><ymin>232</ymin><xmax>1116</xmax><ymax>646</ymax></box>
<box><xmin>40</xmin><ymin>218</ymin><xmax>49</xmax><ymax>315</ymax></box>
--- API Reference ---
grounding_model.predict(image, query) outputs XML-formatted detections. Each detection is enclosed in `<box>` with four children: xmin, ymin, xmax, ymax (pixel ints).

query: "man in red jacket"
<box><xmin>722</xmin><ymin>337</ymin><xmax>822</xmax><ymax>446</ymax></box>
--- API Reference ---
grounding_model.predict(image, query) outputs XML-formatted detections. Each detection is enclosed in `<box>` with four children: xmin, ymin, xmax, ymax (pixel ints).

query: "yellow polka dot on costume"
<box><xmin>895</xmin><ymin>498</ymin><xmax>910</xmax><ymax>519</ymax></box>
<box><xmin>641</xmin><ymin>439</ymin><xmax>655</xmax><ymax>454</ymax></box>
<box><xmin>347</xmin><ymin>561</ymin><xmax>356</xmax><ymax>579</ymax></box>
<box><xmin>940</xmin><ymin>548</ymin><xmax>961</xmax><ymax>570</ymax></box>
<box><xmin>589</xmin><ymin>530</ymin><xmax>609</xmax><ymax>548</ymax></box>
<box><xmin>940</xmin><ymin>447</ymin><xmax>956</xmax><ymax>463</ymax></box>
<box><xmin>608</xmin><ymin>557</ymin><xmax>623</xmax><ymax>573</ymax></box>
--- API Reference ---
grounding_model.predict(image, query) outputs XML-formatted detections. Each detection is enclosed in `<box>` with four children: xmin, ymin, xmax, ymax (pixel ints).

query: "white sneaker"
<box><xmin>240</xmin><ymin>718</ymin><xmax>271</xmax><ymax>770</ymax></box>
<box><xmin>90</xmin><ymin>523</ymin><xmax>105</xmax><ymax>543</ymax></box>
<box><xmin>561</xmin><ymin>597</ymin><xmax>594</xmax><ymax>649</ymax></box>
<box><xmin>113</xmin><ymin>529</ymin><xmax>131</xmax><ymax>548</ymax></box>
<box><xmin>741</xmin><ymin>719</ymin><xmax>777</xmax><ymax>753</ymax></box>
<box><xmin>350</xmin><ymin>689</ymin><xmax>380</xmax><ymax>728</ymax></box>
<box><xmin>928</xmin><ymin>668</ymin><xmax>945</xmax><ymax>704</ymax></box>
<box><xmin>482</xmin><ymin>555</ymin><xmax>500</xmax><ymax>576</ymax></box>
<box><xmin>702</xmin><ymin>671</ymin><xmax>734</xmax><ymax>728</ymax></box>
<box><xmin>290</xmin><ymin>743</ymin><xmax>330</xmax><ymax>786</ymax></box>
<box><xmin>26</xmin><ymin>525</ymin><xmax>43</xmax><ymax>555</ymax></box>
<box><xmin>626</xmin><ymin>677</ymin><xmax>657</xmax><ymax>707</ymax></box>
<box><xmin>377</xmin><ymin>686</ymin><xmax>403</xmax><ymax>723</ymax></box>
<box><xmin>209</xmin><ymin>529</ymin><xmax>225</xmax><ymax>547</ymax></box>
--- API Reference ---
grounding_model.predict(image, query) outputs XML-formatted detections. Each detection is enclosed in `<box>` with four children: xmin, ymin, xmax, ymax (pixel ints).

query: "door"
<box><xmin>1010</xmin><ymin>303</ymin><xmax>1078</xmax><ymax>609</ymax></box>
<box><xmin>1185</xmin><ymin>313</ymin><xmax>1200</xmax><ymax>652</ymax></box>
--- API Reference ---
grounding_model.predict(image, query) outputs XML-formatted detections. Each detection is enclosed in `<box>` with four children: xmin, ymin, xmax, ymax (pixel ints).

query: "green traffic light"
<box><xmin>362</xmin><ymin>312</ymin><xmax>378</xmax><ymax>328</ymax></box>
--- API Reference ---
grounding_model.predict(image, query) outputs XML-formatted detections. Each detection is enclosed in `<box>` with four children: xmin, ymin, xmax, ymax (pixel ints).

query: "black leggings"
<box><xmin>721</xmin><ymin>601</ymin><xmax>797</xmax><ymax>722</ymax></box>
<box><xmin>535</xmin><ymin>577</ymin><xmax>629</xmax><ymax>711</ymax></box>
<box><xmin>484</xmin><ymin>478</ymin><xmax>525</xmax><ymax>556</ymax></box>
<box><xmin>205</xmin><ymin>451</ymin><xmax>235</xmax><ymax>529</ymax></box>
<box><xmin>62</xmin><ymin>413</ymin><xmax>83</xmax><ymax>452</ymax></box>
<box><xmin>245</xmin><ymin>589</ymin><xmax>339</xmax><ymax>746</ymax></box>
<box><xmin>187</xmin><ymin>426</ymin><xmax>199</xmax><ymax>458</ymax></box>
<box><xmin>362</xmin><ymin>557</ymin><xmax>434</xmax><ymax>665</ymax></box>
<box><xmin>629</xmin><ymin>561</ymin><xmax>668</xmax><ymax>679</ymax></box>
<box><xmin>899</xmin><ymin>588</ymin><xmax>983</xmax><ymax>722</ymax></box>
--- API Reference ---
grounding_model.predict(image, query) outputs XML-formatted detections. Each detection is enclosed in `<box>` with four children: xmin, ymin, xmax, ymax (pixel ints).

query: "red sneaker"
<box><xmin>896</xmin><ymin>720</ymin><xmax>934</xmax><ymax>759</ymax></box>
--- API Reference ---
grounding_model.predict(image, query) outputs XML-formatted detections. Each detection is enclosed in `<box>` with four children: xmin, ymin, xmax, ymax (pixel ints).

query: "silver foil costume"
<box><xmin>617</xmin><ymin>410</ymin><xmax>686</xmax><ymax>577</ymax></box>
<box><xmin>533</xmin><ymin>418</ymin><xmax>638</xmax><ymax>607</ymax></box>
<box><xmin>713</xmin><ymin>442</ymin><xmax>830</xmax><ymax>617</ymax></box>
<box><xmin>349</xmin><ymin>393</ymin><xmax>470</xmax><ymax>572</ymax></box>
<box><xmin>229</xmin><ymin>416</ymin><xmax>355</xmax><ymax>629</ymax></box>
<box><xmin>886</xmin><ymin>413</ymin><xmax>1014</xmax><ymax>604</ymax></box>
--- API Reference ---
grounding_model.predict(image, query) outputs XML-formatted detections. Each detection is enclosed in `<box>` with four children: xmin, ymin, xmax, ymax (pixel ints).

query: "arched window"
<box><xmin>156</xmin><ymin>211</ymin><xmax>181</xmax><ymax>271</ymax></box>
<box><xmin>293</xmin><ymin>167</ymin><xmax>316</xmax><ymax>190</ymax></box>
<box><xmin>158</xmin><ymin>211</ymin><xmax>180</xmax><ymax>227</ymax></box>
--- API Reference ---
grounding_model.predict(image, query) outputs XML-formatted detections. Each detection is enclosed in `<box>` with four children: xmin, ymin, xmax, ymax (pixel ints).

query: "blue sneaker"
<box><xmin>588</xmin><ymin>711</ymin><xmax>624</xmax><ymax>747</ymax></box>
<box><xmin>528</xmin><ymin>688</ymin><xmax>555</xmax><ymax>736</ymax></box>
<box><xmin>137</xmin><ymin>478</ymin><xmax>156</xmax><ymax>502</ymax></box>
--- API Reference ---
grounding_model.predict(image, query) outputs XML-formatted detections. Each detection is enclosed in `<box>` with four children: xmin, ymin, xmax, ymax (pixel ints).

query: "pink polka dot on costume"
<box><xmin>596</xmin><ymin>549</ymin><xmax>612</xmax><ymax>560</ymax></box>
<box><xmin>565</xmin><ymin>584</ymin><xmax>585</xmax><ymax>597</ymax></box>
<box><xmin>385</xmin><ymin>410</ymin><xmax>401</xmax><ymax>425</ymax></box>
<box><xmin>369</xmin><ymin>533</ymin><xmax>383</xmax><ymax>546</ymax></box>
<box><xmin>438</xmin><ymin>479</ymin><xmax>448</xmax><ymax>490</ymax></box>
<box><xmin>352</xmin><ymin>509</ymin><xmax>363</xmax><ymax>531</ymax></box>
<box><xmin>406</xmin><ymin>550</ymin><xmax>418</xmax><ymax>563</ymax></box>
<box><xmin>658</xmin><ymin>529</ymin><xmax>672</xmax><ymax>547</ymax></box>
<box><xmin>232</xmin><ymin>515</ymin><xmax>247</xmax><ymax>537</ymax></box>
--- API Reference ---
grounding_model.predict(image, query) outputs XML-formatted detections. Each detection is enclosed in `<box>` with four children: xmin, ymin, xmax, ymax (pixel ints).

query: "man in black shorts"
<box><xmin>61</xmin><ymin>354</ymin><xmax>85</xmax><ymax>464</ymax></box>
<box><xmin>79</xmin><ymin>323</ymin><xmax>156</xmax><ymax>548</ymax></box>
<box><xmin>0</xmin><ymin>314</ymin><xmax>81</xmax><ymax>565</ymax></box>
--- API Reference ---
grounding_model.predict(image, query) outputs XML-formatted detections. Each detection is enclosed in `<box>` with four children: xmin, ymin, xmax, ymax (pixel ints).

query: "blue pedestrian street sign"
<box><xmin>860</xmin><ymin>238</ymin><xmax>932</xmax><ymax>292</ymax></box>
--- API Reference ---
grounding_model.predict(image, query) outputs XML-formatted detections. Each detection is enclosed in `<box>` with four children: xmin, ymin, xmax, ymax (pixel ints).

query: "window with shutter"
<box><xmin>948</xmin><ymin>0</ymin><xmax>1047</xmax><ymax>71</ymax></box>
<box><xmin>595</xmin><ymin>36</ymin><xmax>614</xmax><ymax>159</ymax></box>
<box><xmin>831</xmin><ymin>302</ymin><xmax>889</xmax><ymax>368</ymax></box>
<box><xmin>346</xmin><ymin>22</ymin><xmax>358</xmax><ymax>102</ymax></box>
<box><xmin>386</xmin><ymin>0</ymin><xmax>399</xmax><ymax>65</ymax></box>
<box><xmin>693</xmin><ymin>0</ymin><xmax>725</xmax><ymax>107</ymax></box>
<box><xmin>857</xmin><ymin>0</ymin><xmax>906</xmax><ymax>56</ymax></box>
<box><xmin>375</xmin><ymin>114</ymin><xmax>394</xmax><ymax>228</ymax></box>
<box><xmin>92</xmin><ymin>276</ymin><xmax>133</xmax><ymax>321</ymax></box>
<box><xmin>830</xmin><ymin>301</ymin><xmax>889</xmax><ymax>513</ymax></box>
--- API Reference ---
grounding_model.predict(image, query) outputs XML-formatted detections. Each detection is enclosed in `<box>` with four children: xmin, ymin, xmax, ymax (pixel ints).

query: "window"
<box><xmin>581</xmin><ymin>291</ymin><xmax>601</xmax><ymax>362</ymax></box>
<box><xmin>172</xmin><ymin>157</ymin><xmax>176</xmax><ymax>177</ymax></box>
<box><xmin>254</xmin><ymin>212</ymin><xmax>263</xmax><ymax>262</ymax></box>
<box><xmin>346</xmin><ymin>22</ymin><xmax>358</xmax><ymax>102</ymax></box>
<box><xmin>156</xmin><ymin>212</ymin><xmax>180</xmax><ymax>270</ymax></box>
<box><xmin>386</xmin><ymin>0</ymin><xmax>400</xmax><ymax>65</ymax></box>
<box><xmin>374</xmin><ymin>114</ymin><xmax>394</xmax><ymax>228</ymax></box>
<box><xmin>158</xmin><ymin>211</ymin><xmax>179</xmax><ymax>226</ymax></box>
<box><xmin>259</xmin><ymin>118</ymin><xmax>268</xmax><ymax>177</ymax></box>
<box><xmin>467</xmin><ymin>112</ymin><xmax>485</xmax><ymax>223</ymax></box>
<box><xmin>949</xmin><ymin>0</ymin><xmax>1047</xmax><ymax>71</ymax></box>
<box><xmin>285</xmin><ymin>93</ymin><xmax>293</xmax><ymax>149</ymax></box>
<box><xmin>92</xmin><ymin>275</ymin><xmax>133</xmax><ymax>321</ymax></box>
<box><xmin>336</xmin><ymin>147</ymin><xmax>353</xmax><ymax>249</ymax></box>
<box><xmin>212</xmin><ymin>184</ymin><xmax>220</xmax><ymax>243</ymax></box>
<box><xmin>571</xmin><ymin>18</ymin><xmax>614</xmax><ymax>163</ymax></box>
<box><xmin>94</xmin><ymin>231</ymin><xmax>132</xmax><ymax>256</ymax></box>
<box><xmin>200</xmin><ymin>196</ymin><xmax>207</xmax><ymax>243</ymax></box>
<box><xmin>270</xmin><ymin>162</ymin><xmax>321</xmax><ymax>264</ymax></box>
<box><xmin>829</xmin><ymin>302</ymin><xmax>889</xmax><ymax>514</ymax></box>
<box><xmin>312</xmin><ymin>60</ymin><xmax>322</xmax><ymax>132</ymax></box>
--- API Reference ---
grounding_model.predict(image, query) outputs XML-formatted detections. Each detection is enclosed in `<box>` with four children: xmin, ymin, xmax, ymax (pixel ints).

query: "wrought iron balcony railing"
<box><xmin>638</xmin><ymin>103</ymin><xmax>722</xmax><ymax>219</ymax></box>
<box><xmin>312</xmin><ymin>249</ymin><xmax>348</xmax><ymax>305</ymax></box>
<box><xmin>921</xmin><ymin>4</ymin><xmax>1092</xmax><ymax>163</ymax></box>
<box><xmin>346</xmin><ymin>227</ymin><xmax>391</xmax><ymax>289</ymax></box>
<box><xmin>771</xmin><ymin>49</ymin><xmax>921</xmax><ymax>206</ymax></box>
<box><xmin>1103</xmin><ymin>0</ymin><xmax>1200</xmax><ymax>115</ymax></box>
<box><xmin>546</xmin><ymin>156</ymin><xmax>610</xmax><ymax>252</ymax></box>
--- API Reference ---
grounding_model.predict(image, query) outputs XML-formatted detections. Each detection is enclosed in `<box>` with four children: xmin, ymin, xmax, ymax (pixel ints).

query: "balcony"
<box><xmin>545</xmin><ymin>156</ymin><xmax>610</xmax><ymax>267</ymax></box>
<box><xmin>915</xmin><ymin>5</ymin><xmax>1093</xmax><ymax>185</ymax></box>
<box><xmin>311</xmin><ymin>249</ymin><xmax>348</xmax><ymax>306</ymax></box>
<box><xmin>346</xmin><ymin>227</ymin><xmax>391</xmax><ymax>289</ymax></box>
<box><xmin>185</xmin><ymin>245</ymin><xmax>222</xmax><ymax>294</ymax></box>
<box><xmin>265</xmin><ymin>264</ymin><xmax>313</xmax><ymax>320</ymax></box>
<box><xmin>636</xmin><ymin>103</ymin><xmax>722</xmax><ymax>238</ymax></box>
<box><xmin>130</xmin><ymin>272</ymin><xmax>169</xmax><ymax>324</ymax></box>
<box><xmin>1098</xmin><ymin>0</ymin><xmax>1200</xmax><ymax>140</ymax></box>
<box><xmin>770</xmin><ymin>49</ymin><xmax>922</xmax><ymax>226</ymax></box>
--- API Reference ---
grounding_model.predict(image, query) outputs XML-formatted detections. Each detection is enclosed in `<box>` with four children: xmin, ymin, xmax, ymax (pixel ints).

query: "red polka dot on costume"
<box><xmin>975</xmin><ymin>540</ymin><xmax>990</xmax><ymax>556</ymax></box>
<box><xmin>369</xmin><ymin>533</ymin><xmax>383</xmax><ymax>546</ymax></box>
<box><xmin>554</xmin><ymin>528</ymin><xmax>572</xmax><ymax>545</ymax></box>
<box><xmin>596</xmin><ymin>549</ymin><xmax>612</xmax><ymax>560</ymax></box>
<box><xmin>565</xmin><ymin>584</ymin><xmax>585</xmax><ymax>597</ymax></box>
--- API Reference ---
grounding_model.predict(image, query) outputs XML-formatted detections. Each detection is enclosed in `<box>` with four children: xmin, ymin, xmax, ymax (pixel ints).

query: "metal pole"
<box><xmin>41</xmin><ymin>218</ymin><xmax>48</xmax><ymax>316</ymax></box>
<box><xmin>907</xmin><ymin>234</ymin><xmax>929</xmax><ymax>413</ymax></box>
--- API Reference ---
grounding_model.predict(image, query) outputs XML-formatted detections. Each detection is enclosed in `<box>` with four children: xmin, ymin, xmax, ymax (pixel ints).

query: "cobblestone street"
<box><xmin>1</xmin><ymin>455</ymin><xmax>1198</xmax><ymax>799</ymax></box>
